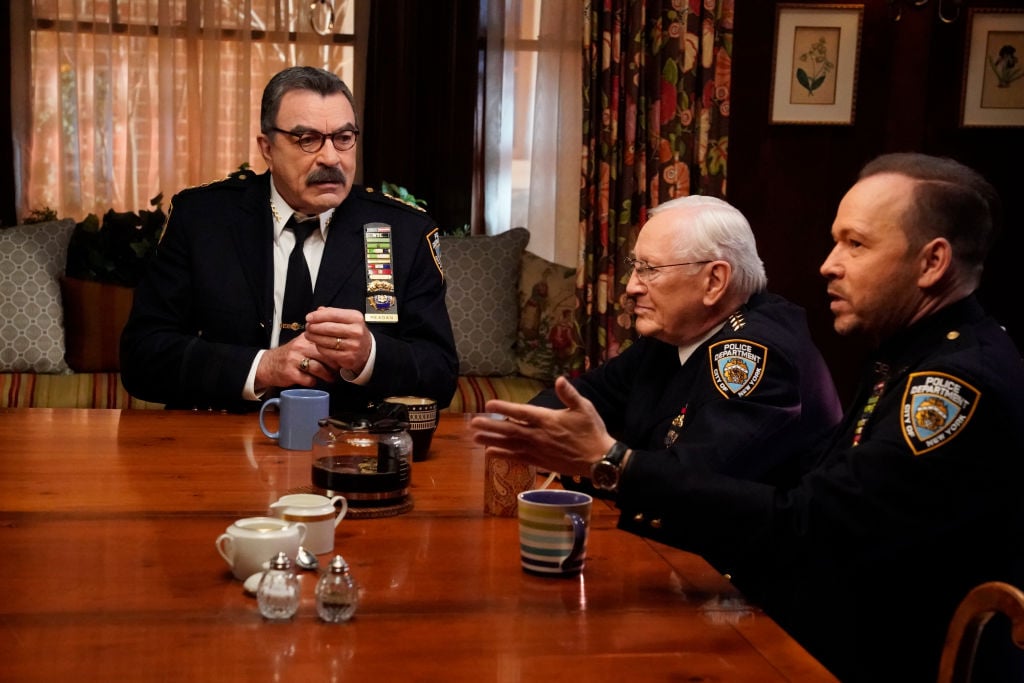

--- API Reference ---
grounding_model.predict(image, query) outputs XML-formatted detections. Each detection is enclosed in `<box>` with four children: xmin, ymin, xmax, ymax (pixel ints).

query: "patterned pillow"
<box><xmin>441</xmin><ymin>227</ymin><xmax>530</xmax><ymax>376</ymax></box>
<box><xmin>517</xmin><ymin>251</ymin><xmax>582</xmax><ymax>381</ymax></box>
<box><xmin>0</xmin><ymin>219</ymin><xmax>75</xmax><ymax>373</ymax></box>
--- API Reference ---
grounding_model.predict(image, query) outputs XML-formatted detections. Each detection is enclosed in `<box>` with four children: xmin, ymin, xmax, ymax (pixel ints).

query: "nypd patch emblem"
<box><xmin>427</xmin><ymin>227</ymin><xmax>443</xmax><ymax>280</ymax></box>
<box><xmin>709</xmin><ymin>339</ymin><xmax>767</xmax><ymax>398</ymax></box>
<box><xmin>900</xmin><ymin>372</ymin><xmax>980</xmax><ymax>455</ymax></box>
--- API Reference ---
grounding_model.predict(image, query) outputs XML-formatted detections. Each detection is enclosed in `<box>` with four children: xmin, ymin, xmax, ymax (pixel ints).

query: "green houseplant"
<box><xmin>64</xmin><ymin>193</ymin><xmax>166</xmax><ymax>287</ymax></box>
<box><xmin>381</xmin><ymin>181</ymin><xmax>470</xmax><ymax>236</ymax></box>
<box><xmin>45</xmin><ymin>193</ymin><xmax>167</xmax><ymax>372</ymax></box>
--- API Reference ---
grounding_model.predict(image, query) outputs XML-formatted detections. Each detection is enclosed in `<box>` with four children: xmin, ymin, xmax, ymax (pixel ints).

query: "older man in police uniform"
<box><xmin>473</xmin><ymin>154</ymin><xmax>1024</xmax><ymax>682</ymax></box>
<box><xmin>492</xmin><ymin>194</ymin><xmax>842</xmax><ymax>490</ymax></box>
<box><xmin>121</xmin><ymin>66</ymin><xmax>457</xmax><ymax>412</ymax></box>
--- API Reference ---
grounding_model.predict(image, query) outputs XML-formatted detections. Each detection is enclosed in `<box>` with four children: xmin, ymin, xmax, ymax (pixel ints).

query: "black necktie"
<box><xmin>280</xmin><ymin>215</ymin><xmax>317</xmax><ymax>344</ymax></box>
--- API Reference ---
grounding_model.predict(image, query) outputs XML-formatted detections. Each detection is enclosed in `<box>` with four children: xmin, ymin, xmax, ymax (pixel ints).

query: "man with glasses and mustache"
<box><xmin>476</xmin><ymin>194</ymin><xmax>842</xmax><ymax>494</ymax></box>
<box><xmin>473</xmin><ymin>155</ymin><xmax>1024</xmax><ymax>681</ymax></box>
<box><xmin>121</xmin><ymin>66</ymin><xmax>457</xmax><ymax>412</ymax></box>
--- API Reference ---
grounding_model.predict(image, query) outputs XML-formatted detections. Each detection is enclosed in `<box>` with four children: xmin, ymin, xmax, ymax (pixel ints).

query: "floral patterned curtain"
<box><xmin>576</xmin><ymin>0</ymin><xmax>732</xmax><ymax>369</ymax></box>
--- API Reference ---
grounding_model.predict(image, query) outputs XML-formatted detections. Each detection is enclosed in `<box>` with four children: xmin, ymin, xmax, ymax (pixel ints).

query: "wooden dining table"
<box><xmin>0</xmin><ymin>408</ymin><xmax>838</xmax><ymax>682</ymax></box>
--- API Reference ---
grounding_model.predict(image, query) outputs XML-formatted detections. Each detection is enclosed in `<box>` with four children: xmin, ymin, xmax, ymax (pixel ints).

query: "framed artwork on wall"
<box><xmin>769</xmin><ymin>4</ymin><xmax>864</xmax><ymax>125</ymax></box>
<box><xmin>962</xmin><ymin>9</ymin><xmax>1024</xmax><ymax>127</ymax></box>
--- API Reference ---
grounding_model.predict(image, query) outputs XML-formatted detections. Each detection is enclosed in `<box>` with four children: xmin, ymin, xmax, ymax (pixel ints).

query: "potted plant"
<box><xmin>57</xmin><ymin>194</ymin><xmax>166</xmax><ymax>372</ymax></box>
<box><xmin>64</xmin><ymin>193</ymin><xmax>166</xmax><ymax>286</ymax></box>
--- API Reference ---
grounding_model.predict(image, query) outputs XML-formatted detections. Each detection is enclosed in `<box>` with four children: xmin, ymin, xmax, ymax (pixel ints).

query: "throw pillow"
<box><xmin>0</xmin><ymin>219</ymin><xmax>75</xmax><ymax>373</ymax></box>
<box><xmin>60</xmin><ymin>277</ymin><xmax>135</xmax><ymax>372</ymax></box>
<box><xmin>441</xmin><ymin>227</ymin><xmax>530</xmax><ymax>376</ymax></box>
<box><xmin>517</xmin><ymin>251</ymin><xmax>582</xmax><ymax>381</ymax></box>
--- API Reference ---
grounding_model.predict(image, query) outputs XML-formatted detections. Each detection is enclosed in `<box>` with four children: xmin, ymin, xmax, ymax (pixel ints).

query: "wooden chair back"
<box><xmin>937</xmin><ymin>581</ymin><xmax>1024</xmax><ymax>683</ymax></box>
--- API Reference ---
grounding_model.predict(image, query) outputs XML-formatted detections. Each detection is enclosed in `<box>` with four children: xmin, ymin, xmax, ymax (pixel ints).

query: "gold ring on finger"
<box><xmin>334</xmin><ymin>337</ymin><xmax>342</xmax><ymax>350</ymax></box>
<box><xmin>299</xmin><ymin>357</ymin><xmax>311</xmax><ymax>372</ymax></box>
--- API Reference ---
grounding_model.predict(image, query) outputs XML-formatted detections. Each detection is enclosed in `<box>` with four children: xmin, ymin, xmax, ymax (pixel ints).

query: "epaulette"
<box><xmin>226</xmin><ymin>168</ymin><xmax>258</xmax><ymax>183</ymax></box>
<box><xmin>175</xmin><ymin>169</ymin><xmax>256</xmax><ymax>197</ymax></box>
<box><xmin>363</xmin><ymin>186</ymin><xmax>428</xmax><ymax>213</ymax></box>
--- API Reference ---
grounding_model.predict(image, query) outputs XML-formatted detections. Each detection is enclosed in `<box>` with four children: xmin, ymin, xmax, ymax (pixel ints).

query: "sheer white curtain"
<box><xmin>483</xmin><ymin>0</ymin><xmax>582</xmax><ymax>267</ymax></box>
<box><xmin>10</xmin><ymin>0</ymin><xmax>361</xmax><ymax>221</ymax></box>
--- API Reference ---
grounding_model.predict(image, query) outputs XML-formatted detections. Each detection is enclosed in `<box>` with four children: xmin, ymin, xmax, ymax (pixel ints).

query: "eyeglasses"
<box><xmin>269</xmin><ymin>126</ymin><xmax>360</xmax><ymax>153</ymax></box>
<box><xmin>625</xmin><ymin>256</ymin><xmax>711</xmax><ymax>283</ymax></box>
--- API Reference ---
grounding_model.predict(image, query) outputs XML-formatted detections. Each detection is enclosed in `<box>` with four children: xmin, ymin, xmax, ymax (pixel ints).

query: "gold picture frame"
<box><xmin>962</xmin><ymin>8</ymin><xmax>1024</xmax><ymax>127</ymax></box>
<box><xmin>770</xmin><ymin>4</ymin><xmax>864</xmax><ymax>125</ymax></box>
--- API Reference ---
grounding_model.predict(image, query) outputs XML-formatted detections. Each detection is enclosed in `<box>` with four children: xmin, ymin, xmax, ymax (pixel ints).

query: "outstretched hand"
<box><xmin>469</xmin><ymin>376</ymin><xmax>616</xmax><ymax>477</ymax></box>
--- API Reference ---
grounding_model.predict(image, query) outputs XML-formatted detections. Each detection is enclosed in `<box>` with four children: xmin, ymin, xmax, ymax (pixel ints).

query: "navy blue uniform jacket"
<box><xmin>534</xmin><ymin>291</ymin><xmax>842</xmax><ymax>485</ymax></box>
<box><xmin>616</xmin><ymin>296</ymin><xmax>1024</xmax><ymax>682</ymax></box>
<box><xmin>121</xmin><ymin>171</ymin><xmax>458</xmax><ymax>413</ymax></box>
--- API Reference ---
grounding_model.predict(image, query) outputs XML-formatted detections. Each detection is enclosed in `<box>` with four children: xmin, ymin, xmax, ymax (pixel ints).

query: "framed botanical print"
<box><xmin>962</xmin><ymin>8</ymin><xmax>1024</xmax><ymax>127</ymax></box>
<box><xmin>770</xmin><ymin>4</ymin><xmax>864</xmax><ymax>125</ymax></box>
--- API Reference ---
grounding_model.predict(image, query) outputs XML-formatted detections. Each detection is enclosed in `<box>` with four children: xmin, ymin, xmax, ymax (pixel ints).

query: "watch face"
<box><xmin>592</xmin><ymin>461</ymin><xmax>618</xmax><ymax>490</ymax></box>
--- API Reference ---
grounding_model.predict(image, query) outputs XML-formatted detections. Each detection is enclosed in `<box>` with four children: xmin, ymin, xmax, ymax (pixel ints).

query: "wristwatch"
<box><xmin>591</xmin><ymin>441</ymin><xmax>630</xmax><ymax>492</ymax></box>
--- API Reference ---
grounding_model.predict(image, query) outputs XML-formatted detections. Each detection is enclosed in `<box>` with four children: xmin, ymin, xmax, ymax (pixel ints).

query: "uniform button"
<box><xmin>633</xmin><ymin>513</ymin><xmax>644</xmax><ymax>523</ymax></box>
<box><xmin>649</xmin><ymin>518</ymin><xmax>662</xmax><ymax>529</ymax></box>
<box><xmin>947</xmin><ymin>330</ymin><xmax>960</xmax><ymax>340</ymax></box>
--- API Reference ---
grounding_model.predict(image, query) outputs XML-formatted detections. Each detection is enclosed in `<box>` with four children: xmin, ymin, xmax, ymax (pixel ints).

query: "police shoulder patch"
<box><xmin>900</xmin><ymin>371</ymin><xmax>981</xmax><ymax>455</ymax></box>
<box><xmin>426</xmin><ymin>227</ymin><xmax>443</xmax><ymax>280</ymax></box>
<box><xmin>709</xmin><ymin>339</ymin><xmax>768</xmax><ymax>398</ymax></box>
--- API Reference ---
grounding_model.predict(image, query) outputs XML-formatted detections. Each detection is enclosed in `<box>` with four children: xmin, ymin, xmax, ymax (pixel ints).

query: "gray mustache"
<box><xmin>307</xmin><ymin>167</ymin><xmax>346</xmax><ymax>185</ymax></box>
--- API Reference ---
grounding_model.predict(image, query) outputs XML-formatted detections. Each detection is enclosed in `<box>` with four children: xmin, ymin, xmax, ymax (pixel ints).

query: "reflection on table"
<box><xmin>0</xmin><ymin>409</ymin><xmax>837</xmax><ymax>682</ymax></box>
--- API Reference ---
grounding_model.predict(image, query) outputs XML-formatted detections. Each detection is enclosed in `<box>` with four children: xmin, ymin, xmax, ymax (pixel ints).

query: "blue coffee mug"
<box><xmin>259</xmin><ymin>389</ymin><xmax>330</xmax><ymax>450</ymax></box>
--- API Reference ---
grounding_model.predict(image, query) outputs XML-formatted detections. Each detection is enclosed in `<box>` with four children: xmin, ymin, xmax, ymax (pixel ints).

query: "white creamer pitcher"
<box><xmin>269</xmin><ymin>493</ymin><xmax>348</xmax><ymax>555</ymax></box>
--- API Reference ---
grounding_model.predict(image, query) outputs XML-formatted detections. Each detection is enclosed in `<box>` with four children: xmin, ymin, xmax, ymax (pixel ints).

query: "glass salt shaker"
<box><xmin>315</xmin><ymin>555</ymin><xmax>359</xmax><ymax>623</ymax></box>
<box><xmin>257</xmin><ymin>551</ymin><xmax>300</xmax><ymax>620</ymax></box>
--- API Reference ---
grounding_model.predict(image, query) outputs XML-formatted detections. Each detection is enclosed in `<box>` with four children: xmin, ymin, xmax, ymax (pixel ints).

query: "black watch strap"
<box><xmin>604</xmin><ymin>441</ymin><xmax>629</xmax><ymax>467</ymax></box>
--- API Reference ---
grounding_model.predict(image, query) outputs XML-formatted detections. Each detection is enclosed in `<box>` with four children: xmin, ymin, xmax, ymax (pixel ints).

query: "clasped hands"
<box><xmin>256</xmin><ymin>306</ymin><xmax>372</xmax><ymax>390</ymax></box>
<box><xmin>470</xmin><ymin>377</ymin><xmax>617</xmax><ymax>479</ymax></box>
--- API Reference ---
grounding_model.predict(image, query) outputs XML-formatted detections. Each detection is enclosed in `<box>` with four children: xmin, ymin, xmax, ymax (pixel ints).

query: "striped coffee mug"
<box><xmin>517</xmin><ymin>489</ymin><xmax>592</xmax><ymax>576</ymax></box>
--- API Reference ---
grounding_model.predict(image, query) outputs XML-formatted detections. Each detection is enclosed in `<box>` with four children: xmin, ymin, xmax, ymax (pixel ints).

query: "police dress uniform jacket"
<box><xmin>534</xmin><ymin>291</ymin><xmax>843</xmax><ymax>484</ymax></box>
<box><xmin>615</xmin><ymin>296</ymin><xmax>1024</xmax><ymax>682</ymax></box>
<box><xmin>120</xmin><ymin>171</ymin><xmax>458</xmax><ymax>413</ymax></box>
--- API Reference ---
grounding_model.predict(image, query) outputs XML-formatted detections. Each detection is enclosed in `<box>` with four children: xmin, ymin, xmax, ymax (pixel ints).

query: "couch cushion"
<box><xmin>60</xmin><ymin>277</ymin><xmax>135</xmax><ymax>372</ymax></box>
<box><xmin>443</xmin><ymin>374</ymin><xmax>548</xmax><ymax>413</ymax></box>
<box><xmin>441</xmin><ymin>227</ymin><xmax>530</xmax><ymax>376</ymax></box>
<box><xmin>0</xmin><ymin>371</ymin><xmax>163</xmax><ymax>409</ymax></box>
<box><xmin>0</xmin><ymin>219</ymin><xmax>75</xmax><ymax>373</ymax></box>
<box><xmin>516</xmin><ymin>251</ymin><xmax>582</xmax><ymax>381</ymax></box>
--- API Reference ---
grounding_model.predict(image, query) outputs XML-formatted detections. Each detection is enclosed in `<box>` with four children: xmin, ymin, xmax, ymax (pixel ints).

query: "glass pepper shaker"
<box><xmin>315</xmin><ymin>555</ymin><xmax>359</xmax><ymax>623</ymax></box>
<box><xmin>257</xmin><ymin>551</ymin><xmax>300</xmax><ymax>620</ymax></box>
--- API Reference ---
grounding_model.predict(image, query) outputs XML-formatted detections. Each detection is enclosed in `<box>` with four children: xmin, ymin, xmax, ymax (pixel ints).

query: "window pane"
<box><xmin>24</xmin><ymin>0</ymin><xmax>358</xmax><ymax>218</ymax></box>
<box><xmin>32</xmin><ymin>1</ymin><xmax>355</xmax><ymax>32</ymax></box>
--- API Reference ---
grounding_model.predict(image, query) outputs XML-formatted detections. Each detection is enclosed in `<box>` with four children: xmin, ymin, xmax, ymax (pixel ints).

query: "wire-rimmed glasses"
<box><xmin>625</xmin><ymin>256</ymin><xmax>711</xmax><ymax>283</ymax></box>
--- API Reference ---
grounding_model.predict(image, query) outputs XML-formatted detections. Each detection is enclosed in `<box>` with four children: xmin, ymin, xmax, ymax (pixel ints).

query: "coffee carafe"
<box><xmin>311</xmin><ymin>415</ymin><xmax>413</xmax><ymax>509</ymax></box>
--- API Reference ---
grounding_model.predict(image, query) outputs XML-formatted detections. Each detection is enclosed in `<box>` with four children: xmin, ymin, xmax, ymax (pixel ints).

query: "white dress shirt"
<box><xmin>241</xmin><ymin>181</ymin><xmax>376</xmax><ymax>400</ymax></box>
<box><xmin>677</xmin><ymin>321</ymin><xmax>726</xmax><ymax>366</ymax></box>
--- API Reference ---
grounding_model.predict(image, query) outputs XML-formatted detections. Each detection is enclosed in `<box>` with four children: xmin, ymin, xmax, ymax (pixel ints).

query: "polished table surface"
<box><xmin>0</xmin><ymin>409</ymin><xmax>837</xmax><ymax>682</ymax></box>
